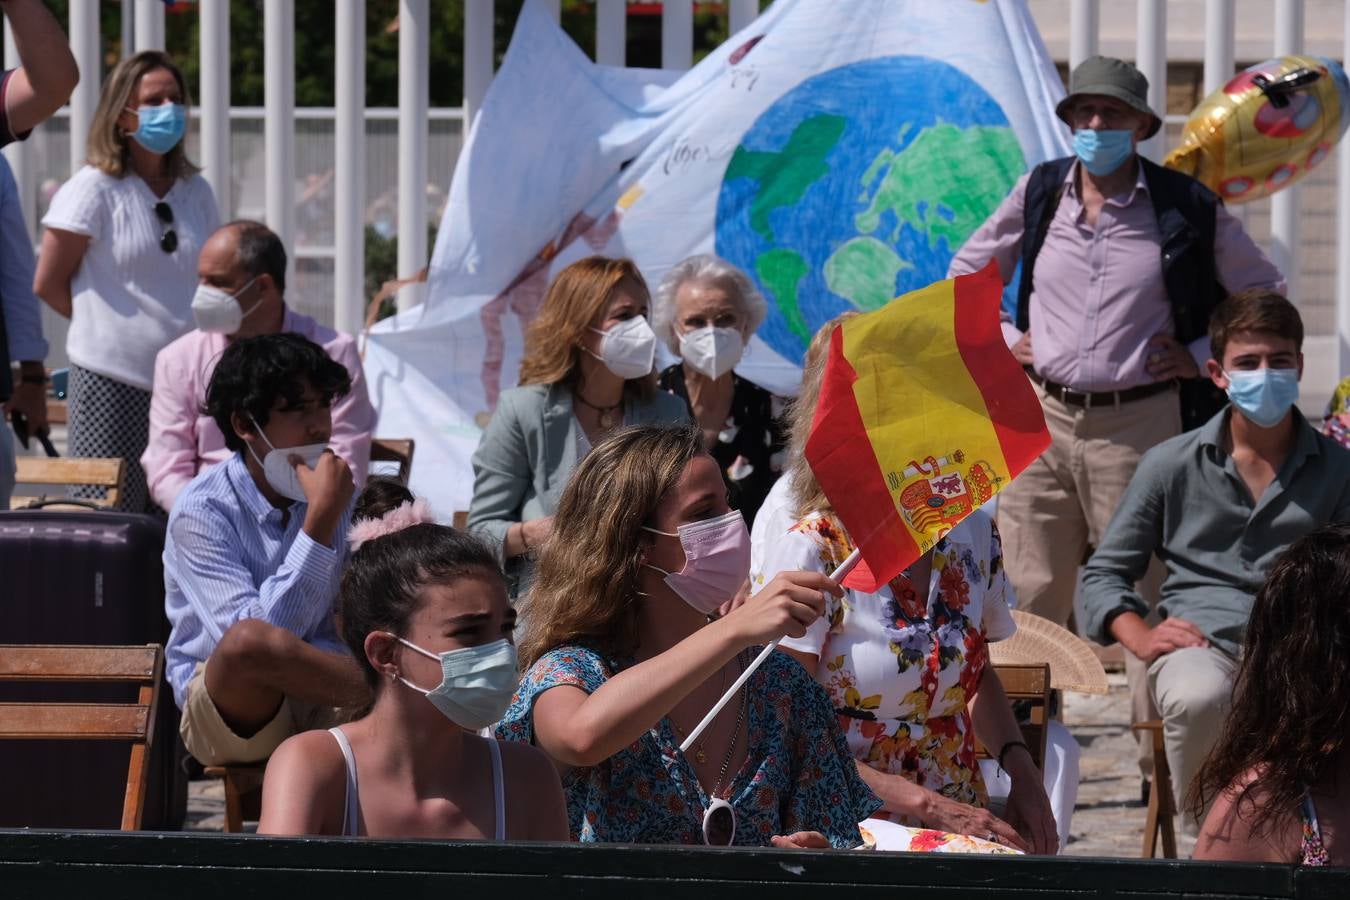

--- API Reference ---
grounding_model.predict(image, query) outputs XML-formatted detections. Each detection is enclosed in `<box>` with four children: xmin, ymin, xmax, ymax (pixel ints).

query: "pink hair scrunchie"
<box><xmin>347</xmin><ymin>498</ymin><xmax>437</xmax><ymax>552</ymax></box>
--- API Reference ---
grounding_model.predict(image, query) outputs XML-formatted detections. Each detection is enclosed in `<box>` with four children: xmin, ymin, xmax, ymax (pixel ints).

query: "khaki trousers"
<box><xmin>997</xmin><ymin>383</ymin><xmax>1179</xmax><ymax>774</ymax></box>
<box><xmin>1148</xmin><ymin>646</ymin><xmax>1237</xmax><ymax>832</ymax></box>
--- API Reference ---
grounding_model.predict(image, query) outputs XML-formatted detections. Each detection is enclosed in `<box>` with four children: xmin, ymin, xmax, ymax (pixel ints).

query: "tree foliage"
<box><xmin>39</xmin><ymin>0</ymin><xmax>757</xmax><ymax>108</ymax></box>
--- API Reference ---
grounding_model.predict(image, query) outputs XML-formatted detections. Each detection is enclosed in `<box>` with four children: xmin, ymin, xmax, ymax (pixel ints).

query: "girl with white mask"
<box><xmin>468</xmin><ymin>257</ymin><xmax>690</xmax><ymax>599</ymax></box>
<box><xmin>653</xmin><ymin>256</ymin><xmax>787</xmax><ymax>528</ymax></box>
<box><xmin>259</xmin><ymin>478</ymin><xmax>568</xmax><ymax>840</ymax></box>
<box><xmin>498</xmin><ymin>424</ymin><xmax>880</xmax><ymax>847</ymax></box>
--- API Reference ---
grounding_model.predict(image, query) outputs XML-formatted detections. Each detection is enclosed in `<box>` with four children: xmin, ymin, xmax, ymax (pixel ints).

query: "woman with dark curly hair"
<box><xmin>1192</xmin><ymin>524</ymin><xmax>1350</xmax><ymax>864</ymax></box>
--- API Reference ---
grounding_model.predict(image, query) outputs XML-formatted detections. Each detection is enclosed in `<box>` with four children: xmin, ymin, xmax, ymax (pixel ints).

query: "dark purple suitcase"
<box><xmin>0</xmin><ymin>508</ymin><xmax>187</xmax><ymax>829</ymax></box>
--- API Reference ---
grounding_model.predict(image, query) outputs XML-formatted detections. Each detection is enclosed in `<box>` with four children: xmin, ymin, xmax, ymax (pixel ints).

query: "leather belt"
<box><xmin>1026</xmin><ymin>370</ymin><xmax>1173</xmax><ymax>409</ymax></box>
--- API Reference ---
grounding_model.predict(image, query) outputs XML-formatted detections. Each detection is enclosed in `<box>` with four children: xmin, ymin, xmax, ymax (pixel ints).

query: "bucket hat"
<box><xmin>1055</xmin><ymin>55</ymin><xmax>1162</xmax><ymax>139</ymax></box>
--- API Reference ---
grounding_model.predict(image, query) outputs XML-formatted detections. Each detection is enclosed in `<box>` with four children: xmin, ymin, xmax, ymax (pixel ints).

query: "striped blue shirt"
<box><xmin>164</xmin><ymin>453</ymin><xmax>350</xmax><ymax>708</ymax></box>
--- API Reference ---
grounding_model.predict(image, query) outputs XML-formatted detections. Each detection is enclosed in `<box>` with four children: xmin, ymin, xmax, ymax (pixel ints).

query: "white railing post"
<box><xmin>134</xmin><ymin>0</ymin><xmax>164</xmax><ymax>52</ymax></box>
<box><xmin>199</xmin><ymin>0</ymin><xmax>230</xmax><ymax>217</ymax></box>
<box><xmin>68</xmin><ymin>0</ymin><xmax>100</xmax><ymax>178</ymax></box>
<box><xmin>729</xmin><ymin>0</ymin><xmax>758</xmax><ymax>36</ymax></box>
<box><xmin>1069</xmin><ymin>0</ymin><xmax>1099</xmax><ymax>71</ymax></box>
<box><xmin>397</xmin><ymin>0</ymin><xmax>429</xmax><ymax>313</ymax></box>
<box><xmin>464</xmin><ymin>0</ymin><xmax>494</xmax><ymax>127</ymax></box>
<box><xmin>121</xmin><ymin>0</ymin><xmax>134</xmax><ymax>57</ymax></box>
<box><xmin>264</xmin><ymin>0</ymin><xmax>296</xmax><ymax>291</ymax></box>
<box><xmin>1135</xmin><ymin>0</ymin><xmax>1166</xmax><ymax>162</ymax></box>
<box><xmin>662</xmin><ymin>0</ymin><xmax>693</xmax><ymax>71</ymax></box>
<box><xmin>596</xmin><ymin>0</ymin><xmax>625</xmax><ymax>66</ymax></box>
<box><xmin>1202</xmin><ymin>0</ymin><xmax>1235</xmax><ymax>95</ymax></box>
<box><xmin>335</xmin><ymin>0</ymin><xmax>366</xmax><ymax>336</ymax></box>
<box><xmin>1339</xmin><ymin>0</ymin><xmax>1350</xmax><ymax>374</ymax></box>
<box><xmin>2</xmin><ymin>21</ymin><xmax>34</xmax><ymax>240</ymax></box>
<box><xmin>1271</xmin><ymin>0</ymin><xmax>1303</xmax><ymax>299</ymax></box>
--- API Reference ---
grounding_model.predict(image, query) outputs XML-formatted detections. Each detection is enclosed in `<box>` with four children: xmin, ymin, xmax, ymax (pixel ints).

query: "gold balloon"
<box><xmin>1164</xmin><ymin>55</ymin><xmax>1349</xmax><ymax>204</ymax></box>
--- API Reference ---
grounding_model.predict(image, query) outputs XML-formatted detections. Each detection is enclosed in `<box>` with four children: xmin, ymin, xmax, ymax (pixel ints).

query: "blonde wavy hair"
<box><xmin>87</xmin><ymin>51</ymin><xmax>199</xmax><ymax>179</ymax></box>
<box><xmin>518</xmin><ymin>256</ymin><xmax>655</xmax><ymax>398</ymax></box>
<box><xmin>518</xmin><ymin>424</ymin><xmax>705</xmax><ymax>669</ymax></box>
<box><xmin>788</xmin><ymin>311</ymin><xmax>860</xmax><ymax>519</ymax></box>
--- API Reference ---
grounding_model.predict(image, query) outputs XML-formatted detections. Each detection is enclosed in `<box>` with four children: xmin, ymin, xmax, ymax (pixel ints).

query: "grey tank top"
<box><xmin>328</xmin><ymin>726</ymin><xmax>505</xmax><ymax>839</ymax></box>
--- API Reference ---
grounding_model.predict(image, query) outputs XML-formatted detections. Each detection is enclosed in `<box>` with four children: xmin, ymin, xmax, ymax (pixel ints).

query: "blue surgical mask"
<box><xmin>1073</xmin><ymin>128</ymin><xmax>1135</xmax><ymax>177</ymax></box>
<box><xmin>392</xmin><ymin>635</ymin><xmax>518</xmax><ymax>731</ymax></box>
<box><xmin>1224</xmin><ymin>368</ymin><xmax>1300</xmax><ymax>428</ymax></box>
<box><xmin>127</xmin><ymin>103</ymin><xmax>187</xmax><ymax>155</ymax></box>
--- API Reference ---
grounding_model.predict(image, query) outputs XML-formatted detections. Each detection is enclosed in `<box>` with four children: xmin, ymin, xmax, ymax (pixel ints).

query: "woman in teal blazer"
<box><xmin>468</xmin><ymin>256</ymin><xmax>690</xmax><ymax>595</ymax></box>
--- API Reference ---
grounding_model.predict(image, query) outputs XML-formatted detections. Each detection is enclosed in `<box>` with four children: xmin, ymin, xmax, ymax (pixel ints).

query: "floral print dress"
<box><xmin>760</xmin><ymin>508</ymin><xmax>1016</xmax><ymax>823</ymax></box>
<box><xmin>495</xmin><ymin>644</ymin><xmax>880</xmax><ymax>847</ymax></box>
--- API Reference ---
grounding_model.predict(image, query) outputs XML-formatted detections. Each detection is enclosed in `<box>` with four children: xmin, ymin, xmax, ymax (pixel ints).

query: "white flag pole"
<box><xmin>678</xmin><ymin>547</ymin><xmax>863</xmax><ymax>753</ymax></box>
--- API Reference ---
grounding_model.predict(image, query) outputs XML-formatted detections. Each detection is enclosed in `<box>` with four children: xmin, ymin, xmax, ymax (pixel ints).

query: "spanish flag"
<box><xmin>804</xmin><ymin>262</ymin><xmax>1049</xmax><ymax>592</ymax></box>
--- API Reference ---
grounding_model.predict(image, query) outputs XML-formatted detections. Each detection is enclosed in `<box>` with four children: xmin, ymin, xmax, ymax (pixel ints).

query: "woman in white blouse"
<box><xmin>755</xmin><ymin>317</ymin><xmax>1059</xmax><ymax>854</ymax></box>
<box><xmin>34</xmin><ymin>51</ymin><xmax>219</xmax><ymax>512</ymax></box>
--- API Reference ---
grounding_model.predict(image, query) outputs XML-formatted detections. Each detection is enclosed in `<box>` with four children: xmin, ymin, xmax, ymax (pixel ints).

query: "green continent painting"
<box><xmin>716</xmin><ymin>56</ymin><xmax>1026</xmax><ymax>363</ymax></box>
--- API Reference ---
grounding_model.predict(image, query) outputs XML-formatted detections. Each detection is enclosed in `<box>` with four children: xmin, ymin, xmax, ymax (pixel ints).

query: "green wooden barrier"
<box><xmin>1</xmin><ymin>829</ymin><xmax>1346</xmax><ymax>898</ymax></box>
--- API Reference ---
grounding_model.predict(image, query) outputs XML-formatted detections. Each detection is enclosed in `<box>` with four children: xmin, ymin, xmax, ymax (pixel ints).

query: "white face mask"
<box><xmin>192</xmin><ymin>277</ymin><xmax>261</xmax><ymax>335</ymax></box>
<box><xmin>391</xmin><ymin>635</ymin><xmax>519</xmax><ymax>731</ymax></box>
<box><xmin>246</xmin><ymin>414</ymin><xmax>328</xmax><ymax>503</ymax></box>
<box><xmin>589</xmin><ymin>316</ymin><xmax>656</xmax><ymax>380</ymax></box>
<box><xmin>678</xmin><ymin>325</ymin><xmax>744</xmax><ymax>380</ymax></box>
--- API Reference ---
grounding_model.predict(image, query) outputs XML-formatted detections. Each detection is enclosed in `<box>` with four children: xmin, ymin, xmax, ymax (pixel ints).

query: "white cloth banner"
<box><xmin>364</xmin><ymin>0</ymin><xmax>1072</xmax><ymax>515</ymax></box>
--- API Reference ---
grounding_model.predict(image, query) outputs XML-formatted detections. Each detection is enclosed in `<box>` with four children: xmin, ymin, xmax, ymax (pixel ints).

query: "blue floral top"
<box><xmin>496</xmin><ymin>644</ymin><xmax>881</xmax><ymax>847</ymax></box>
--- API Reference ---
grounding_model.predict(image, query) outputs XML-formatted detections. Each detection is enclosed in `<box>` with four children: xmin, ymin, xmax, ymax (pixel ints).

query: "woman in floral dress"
<box><xmin>496</xmin><ymin>424</ymin><xmax>880</xmax><ymax>847</ymax></box>
<box><xmin>755</xmin><ymin>324</ymin><xmax>1058</xmax><ymax>855</ymax></box>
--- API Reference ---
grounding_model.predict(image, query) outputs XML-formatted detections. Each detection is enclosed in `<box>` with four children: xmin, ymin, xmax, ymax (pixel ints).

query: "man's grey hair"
<box><xmin>651</xmin><ymin>254</ymin><xmax>768</xmax><ymax>356</ymax></box>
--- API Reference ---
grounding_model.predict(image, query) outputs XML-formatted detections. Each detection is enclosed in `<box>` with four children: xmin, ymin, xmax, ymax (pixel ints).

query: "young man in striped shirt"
<box><xmin>163</xmin><ymin>333</ymin><xmax>370</xmax><ymax>767</ymax></box>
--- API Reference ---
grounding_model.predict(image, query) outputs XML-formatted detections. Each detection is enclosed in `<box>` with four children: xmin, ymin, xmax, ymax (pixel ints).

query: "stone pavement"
<box><xmin>184</xmin><ymin>672</ymin><xmax>1196</xmax><ymax>858</ymax></box>
<box><xmin>1060</xmin><ymin>672</ymin><xmax>1196</xmax><ymax>859</ymax></box>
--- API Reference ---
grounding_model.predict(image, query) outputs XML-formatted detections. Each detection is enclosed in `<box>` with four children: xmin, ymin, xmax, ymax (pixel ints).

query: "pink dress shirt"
<box><xmin>142</xmin><ymin>308</ymin><xmax>376</xmax><ymax>512</ymax></box>
<box><xmin>949</xmin><ymin>159</ymin><xmax>1286</xmax><ymax>392</ymax></box>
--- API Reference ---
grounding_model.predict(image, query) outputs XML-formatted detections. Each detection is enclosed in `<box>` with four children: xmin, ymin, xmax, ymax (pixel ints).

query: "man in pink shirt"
<box><xmin>143</xmin><ymin>220</ymin><xmax>374</xmax><ymax>512</ymax></box>
<box><xmin>949</xmin><ymin>57</ymin><xmax>1283</xmax><ymax>786</ymax></box>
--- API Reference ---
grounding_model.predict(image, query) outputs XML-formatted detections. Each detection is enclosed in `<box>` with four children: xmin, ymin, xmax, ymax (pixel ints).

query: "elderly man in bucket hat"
<box><xmin>949</xmin><ymin>56</ymin><xmax>1284</xmax><ymax>785</ymax></box>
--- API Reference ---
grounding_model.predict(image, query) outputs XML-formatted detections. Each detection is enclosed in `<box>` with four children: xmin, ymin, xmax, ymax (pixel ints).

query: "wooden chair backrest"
<box><xmin>13</xmin><ymin>457</ymin><xmax>126</xmax><ymax>509</ymax></box>
<box><xmin>0</xmin><ymin>644</ymin><xmax>163</xmax><ymax>830</ymax></box>
<box><xmin>370</xmin><ymin>438</ymin><xmax>415</xmax><ymax>483</ymax></box>
<box><xmin>975</xmin><ymin>663</ymin><xmax>1052</xmax><ymax>771</ymax></box>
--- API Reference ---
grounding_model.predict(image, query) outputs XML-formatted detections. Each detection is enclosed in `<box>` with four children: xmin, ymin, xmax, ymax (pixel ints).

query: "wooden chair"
<box><xmin>370</xmin><ymin>438</ymin><xmax>415</xmax><ymax>483</ymax></box>
<box><xmin>975</xmin><ymin>663</ymin><xmax>1052</xmax><ymax>771</ymax></box>
<box><xmin>12</xmin><ymin>457</ymin><xmax>126</xmax><ymax>510</ymax></box>
<box><xmin>202</xmin><ymin>764</ymin><xmax>266</xmax><ymax>833</ymax></box>
<box><xmin>1133</xmin><ymin>719</ymin><xmax>1177</xmax><ymax>859</ymax></box>
<box><xmin>0</xmin><ymin>644</ymin><xmax>163</xmax><ymax>830</ymax></box>
<box><xmin>452</xmin><ymin>511</ymin><xmax>469</xmax><ymax>530</ymax></box>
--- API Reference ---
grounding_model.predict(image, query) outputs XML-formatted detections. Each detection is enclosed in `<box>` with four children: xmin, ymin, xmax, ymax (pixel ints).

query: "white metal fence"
<box><xmin>25</xmin><ymin>108</ymin><xmax>466</xmax><ymax>368</ymax></box>
<box><xmin>9</xmin><ymin>0</ymin><xmax>1350</xmax><ymax>410</ymax></box>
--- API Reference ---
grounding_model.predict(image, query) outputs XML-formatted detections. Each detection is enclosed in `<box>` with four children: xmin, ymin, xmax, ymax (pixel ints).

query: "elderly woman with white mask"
<box><xmin>654</xmin><ymin>255</ymin><xmax>786</xmax><ymax>526</ymax></box>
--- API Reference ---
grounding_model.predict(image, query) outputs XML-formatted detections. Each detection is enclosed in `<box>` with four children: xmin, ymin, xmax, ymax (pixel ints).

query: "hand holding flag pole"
<box><xmin>678</xmin><ymin>548</ymin><xmax>861</xmax><ymax>754</ymax></box>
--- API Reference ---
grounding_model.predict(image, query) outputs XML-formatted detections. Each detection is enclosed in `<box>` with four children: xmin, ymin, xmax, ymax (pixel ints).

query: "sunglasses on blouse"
<box><xmin>154</xmin><ymin>201</ymin><xmax>178</xmax><ymax>253</ymax></box>
<box><xmin>702</xmin><ymin>797</ymin><xmax>736</xmax><ymax>846</ymax></box>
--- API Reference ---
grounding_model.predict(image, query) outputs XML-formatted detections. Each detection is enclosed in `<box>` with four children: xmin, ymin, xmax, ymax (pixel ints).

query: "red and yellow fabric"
<box><xmin>804</xmin><ymin>262</ymin><xmax>1049</xmax><ymax>592</ymax></box>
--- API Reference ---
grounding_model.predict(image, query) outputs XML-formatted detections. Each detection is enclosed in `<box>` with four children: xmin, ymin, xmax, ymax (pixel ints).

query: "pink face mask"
<box><xmin>643</xmin><ymin>510</ymin><xmax>751</xmax><ymax>615</ymax></box>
